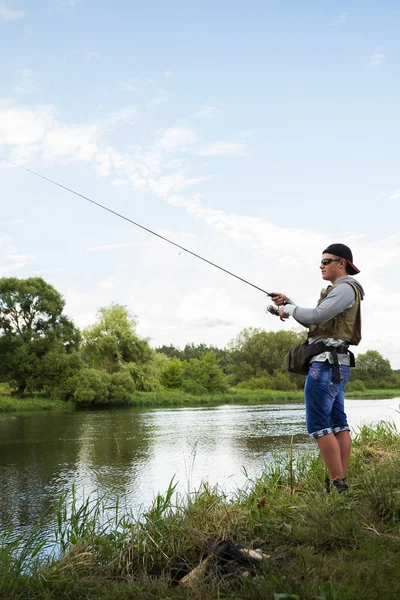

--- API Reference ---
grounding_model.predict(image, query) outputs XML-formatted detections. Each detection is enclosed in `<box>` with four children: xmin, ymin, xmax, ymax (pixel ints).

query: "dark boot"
<box><xmin>330</xmin><ymin>478</ymin><xmax>349</xmax><ymax>494</ymax></box>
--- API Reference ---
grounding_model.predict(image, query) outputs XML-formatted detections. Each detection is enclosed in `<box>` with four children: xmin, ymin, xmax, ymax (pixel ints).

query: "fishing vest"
<box><xmin>308</xmin><ymin>281</ymin><xmax>362</xmax><ymax>345</ymax></box>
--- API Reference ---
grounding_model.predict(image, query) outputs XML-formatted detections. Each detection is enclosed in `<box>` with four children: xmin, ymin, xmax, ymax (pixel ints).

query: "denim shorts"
<box><xmin>304</xmin><ymin>361</ymin><xmax>351</xmax><ymax>439</ymax></box>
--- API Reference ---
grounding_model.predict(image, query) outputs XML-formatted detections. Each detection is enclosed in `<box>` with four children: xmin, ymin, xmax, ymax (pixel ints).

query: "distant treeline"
<box><xmin>0</xmin><ymin>277</ymin><xmax>398</xmax><ymax>406</ymax></box>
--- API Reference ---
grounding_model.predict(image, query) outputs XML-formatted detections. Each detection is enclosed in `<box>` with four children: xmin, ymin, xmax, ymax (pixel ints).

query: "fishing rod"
<box><xmin>0</xmin><ymin>156</ymin><xmax>281</xmax><ymax>317</ymax></box>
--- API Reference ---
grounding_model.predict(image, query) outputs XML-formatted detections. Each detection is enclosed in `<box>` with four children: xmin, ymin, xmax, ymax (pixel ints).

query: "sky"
<box><xmin>1</xmin><ymin>1</ymin><xmax>400</xmax><ymax>367</ymax></box>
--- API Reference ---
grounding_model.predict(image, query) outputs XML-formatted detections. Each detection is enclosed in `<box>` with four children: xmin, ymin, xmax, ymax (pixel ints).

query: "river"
<box><xmin>0</xmin><ymin>397</ymin><xmax>399</xmax><ymax>537</ymax></box>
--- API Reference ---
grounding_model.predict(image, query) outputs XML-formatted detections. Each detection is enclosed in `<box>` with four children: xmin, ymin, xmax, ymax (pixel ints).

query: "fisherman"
<box><xmin>272</xmin><ymin>243</ymin><xmax>365</xmax><ymax>493</ymax></box>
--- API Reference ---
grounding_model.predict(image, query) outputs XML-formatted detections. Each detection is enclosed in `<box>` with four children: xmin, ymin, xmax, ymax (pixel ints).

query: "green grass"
<box><xmin>1</xmin><ymin>422</ymin><xmax>400</xmax><ymax>599</ymax></box>
<box><xmin>0</xmin><ymin>395</ymin><xmax>73</xmax><ymax>413</ymax></box>
<box><xmin>345</xmin><ymin>388</ymin><xmax>400</xmax><ymax>399</ymax></box>
<box><xmin>128</xmin><ymin>388</ymin><xmax>306</xmax><ymax>407</ymax></box>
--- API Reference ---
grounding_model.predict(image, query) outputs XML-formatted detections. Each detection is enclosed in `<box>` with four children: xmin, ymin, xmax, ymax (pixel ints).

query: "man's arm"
<box><xmin>282</xmin><ymin>284</ymin><xmax>355</xmax><ymax>326</ymax></box>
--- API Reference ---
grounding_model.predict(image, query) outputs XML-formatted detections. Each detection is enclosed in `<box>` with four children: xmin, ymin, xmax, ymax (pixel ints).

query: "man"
<box><xmin>272</xmin><ymin>243</ymin><xmax>365</xmax><ymax>493</ymax></box>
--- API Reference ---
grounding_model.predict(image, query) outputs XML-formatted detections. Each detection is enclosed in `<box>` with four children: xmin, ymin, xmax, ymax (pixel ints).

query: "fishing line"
<box><xmin>0</xmin><ymin>156</ymin><xmax>273</xmax><ymax>297</ymax></box>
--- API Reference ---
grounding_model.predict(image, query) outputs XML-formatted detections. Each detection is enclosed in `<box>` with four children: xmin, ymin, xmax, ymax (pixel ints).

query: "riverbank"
<box><xmin>1</xmin><ymin>387</ymin><xmax>399</xmax><ymax>413</ymax></box>
<box><xmin>1</xmin><ymin>421</ymin><xmax>399</xmax><ymax>599</ymax></box>
<box><xmin>0</xmin><ymin>395</ymin><xmax>74</xmax><ymax>413</ymax></box>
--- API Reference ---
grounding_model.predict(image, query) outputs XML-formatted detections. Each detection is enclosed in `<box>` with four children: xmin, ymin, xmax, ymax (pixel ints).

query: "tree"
<box><xmin>0</xmin><ymin>277</ymin><xmax>81</xmax><ymax>395</ymax></box>
<box><xmin>81</xmin><ymin>304</ymin><xmax>152</xmax><ymax>374</ymax></box>
<box><xmin>226</xmin><ymin>328</ymin><xmax>306</xmax><ymax>384</ymax></box>
<box><xmin>109</xmin><ymin>371</ymin><xmax>136</xmax><ymax>403</ymax></box>
<box><xmin>161</xmin><ymin>358</ymin><xmax>184</xmax><ymax>389</ymax></box>
<box><xmin>156</xmin><ymin>342</ymin><xmax>230</xmax><ymax>378</ymax></box>
<box><xmin>183</xmin><ymin>351</ymin><xmax>228</xmax><ymax>393</ymax></box>
<box><xmin>81</xmin><ymin>304</ymin><xmax>167</xmax><ymax>393</ymax></box>
<box><xmin>72</xmin><ymin>368</ymin><xmax>110</xmax><ymax>405</ymax></box>
<box><xmin>353</xmin><ymin>350</ymin><xmax>393</xmax><ymax>386</ymax></box>
<box><xmin>155</xmin><ymin>344</ymin><xmax>184</xmax><ymax>360</ymax></box>
<box><xmin>181</xmin><ymin>343</ymin><xmax>229</xmax><ymax>373</ymax></box>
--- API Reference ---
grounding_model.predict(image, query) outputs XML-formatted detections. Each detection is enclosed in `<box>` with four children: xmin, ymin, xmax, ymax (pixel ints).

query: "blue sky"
<box><xmin>1</xmin><ymin>1</ymin><xmax>400</xmax><ymax>366</ymax></box>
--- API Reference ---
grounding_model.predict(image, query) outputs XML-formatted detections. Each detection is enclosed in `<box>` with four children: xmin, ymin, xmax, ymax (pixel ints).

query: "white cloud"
<box><xmin>42</xmin><ymin>122</ymin><xmax>99</xmax><ymax>162</ymax></box>
<box><xmin>0</xmin><ymin>237</ymin><xmax>33</xmax><ymax>274</ymax></box>
<box><xmin>177</xmin><ymin>288</ymin><xmax>238</xmax><ymax>326</ymax></box>
<box><xmin>65</xmin><ymin>288</ymin><xmax>87</xmax><ymax>301</ymax></box>
<box><xmin>196</xmin><ymin>140</ymin><xmax>247</xmax><ymax>157</ymax></box>
<box><xmin>1</xmin><ymin>98</ymin><xmax>246</xmax><ymax>204</ymax></box>
<box><xmin>86</xmin><ymin>242</ymin><xmax>147</xmax><ymax>252</ymax></box>
<box><xmin>148</xmin><ymin>174</ymin><xmax>208</xmax><ymax>198</ymax></box>
<box><xmin>164</xmin><ymin>70</ymin><xmax>172</xmax><ymax>79</ymax></box>
<box><xmin>0</xmin><ymin>1</ymin><xmax>24</xmax><ymax>21</ymax></box>
<box><xmin>168</xmin><ymin>195</ymin><xmax>326</xmax><ymax>257</ymax></box>
<box><xmin>13</xmin><ymin>69</ymin><xmax>36</xmax><ymax>95</ymax></box>
<box><xmin>0</xmin><ymin>254</ymin><xmax>33</xmax><ymax>273</ymax></box>
<box><xmin>157</xmin><ymin>127</ymin><xmax>197</xmax><ymax>151</ymax></box>
<box><xmin>0</xmin><ymin>102</ymin><xmax>52</xmax><ymax>147</ymax></box>
<box><xmin>0</xmin><ymin>101</ymin><xmax>137</xmax><ymax>166</ymax></box>
<box><xmin>388</xmin><ymin>188</ymin><xmax>400</xmax><ymax>201</ymax></box>
<box><xmin>97</xmin><ymin>278</ymin><xmax>114</xmax><ymax>289</ymax></box>
<box><xmin>189</xmin><ymin>316</ymin><xmax>234</xmax><ymax>328</ymax></box>
<box><xmin>368</xmin><ymin>46</ymin><xmax>385</xmax><ymax>69</ymax></box>
<box><xmin>100</xmin><ymin>105</ymin><xmax>137</xmax><ymax>129</ymax></box>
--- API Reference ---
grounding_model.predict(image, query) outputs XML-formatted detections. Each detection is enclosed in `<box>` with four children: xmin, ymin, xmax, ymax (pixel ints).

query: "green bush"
<box><xmin>124</xmin><ymin>362</ymin><xmax>162</xmax><ymax>392</ymax></box>
<box><xmin>109</xmin><ymin>371</ymin><xmax>136</xmax><ymax>403</ymax></box>
<box><xmin>237</xmin><ymin>373</ymin><xmax>296</xmax><ymax>391</ymax></box>
<box><xmin>237</xmin><ymin>375</ymin><xmax>275</xmax><ymax>389</ymax></box>
<box><xmin>181</xmin><ymin>379</ymin><xmax>207</xmax><ymax>395</ymax></box>
<box><xmin>72</xmin><ymin>368</ymin><xmax>110</xmax><ymax>405</ymax></box>
<box><xmin>272</xmin><ymin>372</ymin><xmax>297</xmax><ymax>391</ymax></box>
<box><xmin>0</xmin><ymin>382</ymin><xmax>11</xmax><ymax>395</ymax></box>
<box><xmin>183</xmin><ymin>351</ymin><xmax>227</xmax><ymax>392</ymax></box>
<box><xmin>346</xmin><ymin>379</ymin><xmax>366</xmax><ymax>392</ymax></box>
<box><xmin>161</xmin><ymin>358</ymin><xmax>184</xmax><ymax>389</ymax></box>
<box><xmin>41</xmin><ymin>348</ymin><xmax>82</xmax><ymax>394</ymax></box>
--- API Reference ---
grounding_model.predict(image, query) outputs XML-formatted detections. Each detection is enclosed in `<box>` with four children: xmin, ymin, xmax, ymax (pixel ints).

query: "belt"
<box><xmin>314</xmin><ymin>344</ymin><xmax>355</xmax><ymax>382</ymax></box>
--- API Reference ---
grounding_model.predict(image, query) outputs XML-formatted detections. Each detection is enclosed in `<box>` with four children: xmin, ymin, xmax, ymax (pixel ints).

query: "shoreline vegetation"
<box><xmin>1</xmin><ymin>387</ymin><xmax>400</xmax><ymax>414</ymax></box>
<box><xmin>1</xmin><ymin>422</ymin><xmax>399</xmax><ymax>599</ymax></box>
<box><xmin>2</xmin><ymin>278</ymin><xmax>400</xmax><ymax>416</ymax></box>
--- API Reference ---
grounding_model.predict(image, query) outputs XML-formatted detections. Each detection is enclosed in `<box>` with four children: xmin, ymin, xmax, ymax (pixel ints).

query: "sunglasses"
<box><xmin>320</xmin><ymin>258</ymin><xmax>343</xmax><ymax>266</ymax></box>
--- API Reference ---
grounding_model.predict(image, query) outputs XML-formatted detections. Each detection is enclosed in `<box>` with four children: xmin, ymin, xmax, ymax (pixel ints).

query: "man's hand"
<box><xmin>279</xmin><ymin>306</ymin><xmax>290</xmax><ymax>320</ymax></box>
<box><xmin>271</xmin><ymin>293</ymin><xmax>290</xmax><ymax>306</ymax></box>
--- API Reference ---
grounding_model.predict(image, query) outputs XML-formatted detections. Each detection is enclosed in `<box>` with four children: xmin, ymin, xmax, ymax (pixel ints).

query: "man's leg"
<box><xmin>305</xmin><ymin>362</ymin><xmax>351</xmax><ymax>487</ymax></box>
<box><xmin>335</xmin><ymin>430</ymin><xmax>351</xmax><ymax>476</ymax></box>
<box><xmin>330</xmin><ymin>365</ymin><xmax>351</xmax><ymax>478</ymax></box>
<box><xmin>316</xmin><ymin>433</ymin><xmax>344</xmax><ymax>480</ymax></box>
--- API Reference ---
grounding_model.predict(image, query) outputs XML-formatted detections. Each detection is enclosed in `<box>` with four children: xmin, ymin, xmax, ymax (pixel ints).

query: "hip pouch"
<box><xmin>286</xmin><ymin>342</ymin><xmax>355</xmax><ymax>381</ymax></box>
<box><xmin>286</xmin><ymin>341</ymin><xmax>327</xmax><ymax>376</ymax></box>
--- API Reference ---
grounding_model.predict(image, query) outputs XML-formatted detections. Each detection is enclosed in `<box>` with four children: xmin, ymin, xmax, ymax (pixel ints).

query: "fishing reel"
<box><xmin>266</xmin><ymin>304</ymin><xmax>279</xmax><ymax>317</ymax></box>
<box><xmin>266</xmin><ymin>303</ymin><xmax>287</xmax><ymax>321</ymax></box>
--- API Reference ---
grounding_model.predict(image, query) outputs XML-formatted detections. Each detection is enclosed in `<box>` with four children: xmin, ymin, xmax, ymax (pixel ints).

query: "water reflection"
<box><xmin>0</xmin><ymin>397</ymin><xmax>399</xmax><ymax>536</ymax></box>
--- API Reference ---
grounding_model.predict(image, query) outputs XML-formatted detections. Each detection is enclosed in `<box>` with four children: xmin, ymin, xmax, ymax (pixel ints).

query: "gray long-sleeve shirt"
<box><xmin>284</xmin><ymin>276</ymin><xmax>365</xmax><ymax>365</ymax></box>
